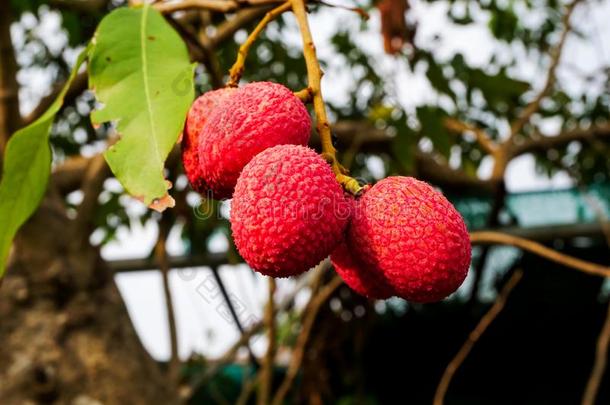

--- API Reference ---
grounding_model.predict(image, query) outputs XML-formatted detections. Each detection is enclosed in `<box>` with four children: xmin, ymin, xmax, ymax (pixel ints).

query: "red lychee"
<box><xmin>332</xmin><ymin>241</ymin><xmax>394</xmax><ymax>299</ymax></box>
<box><xmin>182</xmin><ymin>88</ymin><xmax>237</xmax><ymax>193</ymax></box>
<box><xmin>198</xmin><ymin>82</ymin><xmax>311</xmax><ymax>199</ymax></box>
<box><xmin>231</xmin><ymin>145</ymin><xmax>350</xmax><ymax>277</ymax></box>
<box><xmin>331</xmin><ymin>176</ymin><xmax>471</xmax><ymax>303</ymax></box>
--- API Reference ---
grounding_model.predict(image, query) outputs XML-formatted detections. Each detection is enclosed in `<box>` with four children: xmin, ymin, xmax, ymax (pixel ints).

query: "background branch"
<box><xmin>210</xmin><ymin>266</ymin><xmax>261</xmax><ymax>368</ymax></box>
<box><xmin>332</xmin><ymin>120</ymin><xmax>496</xmax><ymax>193</ymax></box>
<box><xmin>508</xmin><ymin>0</ymin><xmax>583</xmax><ymax>139</ymax></box>
<box><xmin>213</xmin><ymin>7</ymin><xmax>275</xmax><ymax>45</ymax></box>
<box><xmin>258</xmin><ymin>277</ymin><xmax>277</xmax><ymax>405</ymax></box>
<box><xmin>155</xmin><ymin>0</ymin><xmax>281</xmax><ymax>14</ymax></box>
<box><xmin>508</xmin><ymin>123</ymin><xmax>610</xmax><ymax>157</ymax></box>
<box><xmin>189</xmin><ymin>263</ymin><xmax>328</xmax><ymax>395</ymax></box>
<box><xmin>166</xmin><ymin>14</ymin><xmax>225</xmax><ymax>88</ymax></box>
<box><xmin>155</xmin><ymin>215</ymin><xmax>180</xmax><ymax>383</ymax></box>
<box><xmin>433</xmin><ymin>269</ymin><xmax>523</xmax><ymax>405</ymax></box>
<box><xmin>271</xmin><ymin>275</ymin><xmax>343</xmax><ymax>405</ymax></box>
<box><xmin>444</xmin><ymin>118</ymin><xmax>498</xmax><ymax>155</ymax></box>
<box><xmin>582</xmin><ymin>298</ymin><xmax>610</xmax><ymax>405</ymax></box>
<box><xmin>237</xmin><ymin>373</ymin><xmax>260</xmax><ymax>405</ymax></box>
<box><xmin>227</xmin><ymin>1</ymin><xmax>291</xmax><ymax>87</ymax></box>
<box><xmin>471</xmin><ymin>231</ymin><xmax>610</xmax><ymax>277</ymax></box>
<box><xmin>196</xmin><ymin>13</ymin><xmax>224</xmax><ymax>88</ymax></box>
<box><xmin>579</xmin><ymin>179</ymin><xmax>610</xmax><ymax>405</ymax></box>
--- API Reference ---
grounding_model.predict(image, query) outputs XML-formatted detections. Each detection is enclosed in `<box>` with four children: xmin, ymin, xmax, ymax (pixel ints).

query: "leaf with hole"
<box><xmin>89</xmin><ymin>4</ymin><xmax>195</xmax><ymax>211</ymax></box>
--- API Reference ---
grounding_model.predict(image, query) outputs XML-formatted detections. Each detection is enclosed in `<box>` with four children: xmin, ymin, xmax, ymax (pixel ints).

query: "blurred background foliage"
<box><xmin>3</xmin><ymin>0</ymin><xmax>610</xmax><ymax>403</ymax></box>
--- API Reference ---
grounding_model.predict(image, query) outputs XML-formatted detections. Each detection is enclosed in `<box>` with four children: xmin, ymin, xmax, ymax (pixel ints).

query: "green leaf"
<box><xmin>417</xmin><ymin>106</ymin><xmax>452</xmax><ymax>158</ymax></box>
<box><xmin>425</xmin><ymin>56</ymin><xmax>456</xmax><ymax>102</ymax></box>
<box><xmin>0</xmin><ymin>47</ymin><xmax>89</xmax><ymax>279</ymax></box>
<box><xmin>392</xmin><ymin>129</ymin><xmax>416</xmax><ymax>172</ymax></box>
<box><xmin>489</xmin><ymin>7</ymin><xmax>519</xmax><ymax>42</ymax></box>
<box><xmin>88</xmin><ymin>4</ymin><xmax>194</xmax><ymax>210</ymax></box>
<box><xmin>469</xmin><ymin>68</ymin><xmax>529</xmax><ymax>108</ymax></box>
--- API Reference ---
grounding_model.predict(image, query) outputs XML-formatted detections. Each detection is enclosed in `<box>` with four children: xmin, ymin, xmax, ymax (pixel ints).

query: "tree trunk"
<box><xmin>0</xmin><ymin>191</ymin><xmax>178</xmax><ymax>404</ymax></box>
<box><xmin>0</xmin><ymin>0</ymin><xmax>21</xmax><ymax>155</ymax></box>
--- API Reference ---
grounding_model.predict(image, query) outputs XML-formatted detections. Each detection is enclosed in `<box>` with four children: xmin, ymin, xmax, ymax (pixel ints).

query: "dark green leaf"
<box><xmin>0</xmin><ymin>47</ymin><xmax>89</xmax><ymax>278</ymax></box>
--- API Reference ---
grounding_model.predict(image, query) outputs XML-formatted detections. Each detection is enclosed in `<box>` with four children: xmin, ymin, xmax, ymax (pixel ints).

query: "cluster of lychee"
<box><xmin>182</xmin><ymin>81</ymin><xmax>471</xmax><ymax>303</ymax></box>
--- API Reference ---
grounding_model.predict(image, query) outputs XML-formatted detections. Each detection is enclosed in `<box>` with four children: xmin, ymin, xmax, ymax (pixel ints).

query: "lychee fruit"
<box><xmin>181</xmin><ymin>88</ymin><xmax>237</xmax><ymax>193</ymax></box>
<box><xmin>332</xmin><ymin>241</ymin><xmax>394</xmax><ymax>299</ymax></box>
<box><xmin>331</xmin><ymin>176</ymin><xmax>470</xmax><ymax>302</ymax></box>
<box><xmin>198</xmin><ymin>81</ymin><xmax>311</xmax><ymax>199</ymax></box>
<box><xmin>231</xmin><ymin>144</ymin><xmax>350</xmax><ymax>277</ymax></box>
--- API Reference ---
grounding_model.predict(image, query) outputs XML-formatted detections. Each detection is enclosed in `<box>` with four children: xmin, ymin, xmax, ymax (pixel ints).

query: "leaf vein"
<box><xmin>140</xmin><ymin>5</ymin><xmax>161</xmax><ymax>165</ymax></box>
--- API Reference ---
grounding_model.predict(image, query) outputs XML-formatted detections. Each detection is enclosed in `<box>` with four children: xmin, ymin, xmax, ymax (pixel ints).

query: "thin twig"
<box><xmin>508</xmin><ymin>0</ymin><xmax>583</xmax><ymax>139</ymax></box>
<box><xmin>213</xmin><ymin>6</ymin><xmax>275</xmax><ymax>46</ymax></box>
<box><xmin>294</xmin><ymin>87</ymin><xmax>313</xmax><ymax>103</ymax></box>
<box><xmin>290</xmin><ymin>0</ymin><xmax>362</xmax><ymax>195</ymax></box>
<box><xmin>315</xmin><ymin>0</ymin><xmax>369</xmax><ymax>19</ymax></box>
<box><xmin>470</xmin><ymin>231</ymin><xmax>610</xmax><ymax>278</ymax></box>
<box><xmin>155</xmin><ymin>216</ymin><xmax>180</xmax><ymax>383</ymax></box>
<box><xmin>192</xmin><ymin>320</ymin><xmax>263</xmax><ymax>392</ymax></box>
<box><xmin>154</xmin><ymin>0</ymin><xmax>282</xmax><ymax>14</ymax></box>
<box><xmin>271</xmin><ymin>275</ymin><xmax>343</xmax><ymax>405</ymax></box>
<box><xmin>237</xmin><ymin>373</ymin><xmax>260</xmax><ymax>405</ymax></box>
<box><xmin>577</xmin><ymin>177</ymin><xmax>610</xmax><ymax>405</ymax></box>
<box><xmin>210</xmin><ymin>265</ymin><xmax>260</xmax><ymax>368</ymax></box>
<box><xmin>258</xmin><ymin>277</ymin><xmax>277</xmax><ymax>405</ymax></box>
<box><xmin>508</xmin><ymin>122</ymin><xmax>610</xmax><ymax>158</ymax></box>
<box><xmin>188</xmin><ymin>264</ymin><xmax>329</xmax><ymax>397</ymax></box>
<box><xmin>165</xmin><ymin>14</ymin><xmax>225</xmax><ymax>88</ymax></box>
<box><xmin>196</xmin><ymin>14</ymin><xmax>224</xmax><ymax>88</ymax></box>
<box><xmin>582</xmin><ymin>300</ymin><xmax>610</xmax><ymax>405</ymax></box>
<box><xmin>433</xmin><ymin>269</ymin><xmax>524</xmax><ymax>405</ymax></box>
<box><xmin>444</xmin><ymin>117</ymin><xmax>498</xmax><ymax>155</ymax></box>
<box><xmin>227</xmin><ymin>2</ymin><xmax>291</xmax><ymax>87</ymax></box>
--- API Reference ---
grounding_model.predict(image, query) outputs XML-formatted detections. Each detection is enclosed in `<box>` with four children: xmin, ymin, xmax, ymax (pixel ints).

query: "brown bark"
<box><xmin>0</xmin><ymin>190</ymin><xmax>178</xmax><ymax>404</ymax></box>
<box><xmin>5</xmin><ymin>4</ymin><xmax>159</xmax><ymax>401</ymax></box>
<box><xmin>0</xmin><ymin>1</ymin><xmax>21</xmax><ymax>155</ymax></box>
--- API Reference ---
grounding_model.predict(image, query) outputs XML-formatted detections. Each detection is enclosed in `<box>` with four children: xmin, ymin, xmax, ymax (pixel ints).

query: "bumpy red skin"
<box><xmin>332</xmin><ymin>241</ymin><xmax>395</xmax><ymax>299</ymax></box>
<box><xmin>231</xmin><ymin>145</ymin><xmax>350</xmax><ymax>277</ymax></box>
<box><xmin>333</xmin><ymin>176</ymin><xmax>471</xmax><ymax>303</ymax></box>
<box><xmin>331</xmin><ymin>194</ymin><xmax>394</xmax><ymax>299</ymax></box>
<box><xmin>182</xmin><ymin>88</ymin><xmax>237</xmax><ymax>193</ymax></box>
<box><xmin>199</xmin><ymin>82</ymin><xmax>311</xmax><ymax>199</ymax></box>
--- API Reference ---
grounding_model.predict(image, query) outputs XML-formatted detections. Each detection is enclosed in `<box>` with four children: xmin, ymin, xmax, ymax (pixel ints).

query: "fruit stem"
<box><xmin>293</xmin><ymin>87</ymin><xmax>313</xmax><ymax>103</ymax></box>
<box><xmin>290</xmin><ymin>0</ymin><xmax>363</xmax><ymax>195</ymax></box>
<box><xmin>226</xmin><ymin>1</ymin><xmax>292</xmax><ymax>87</ymax></box>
